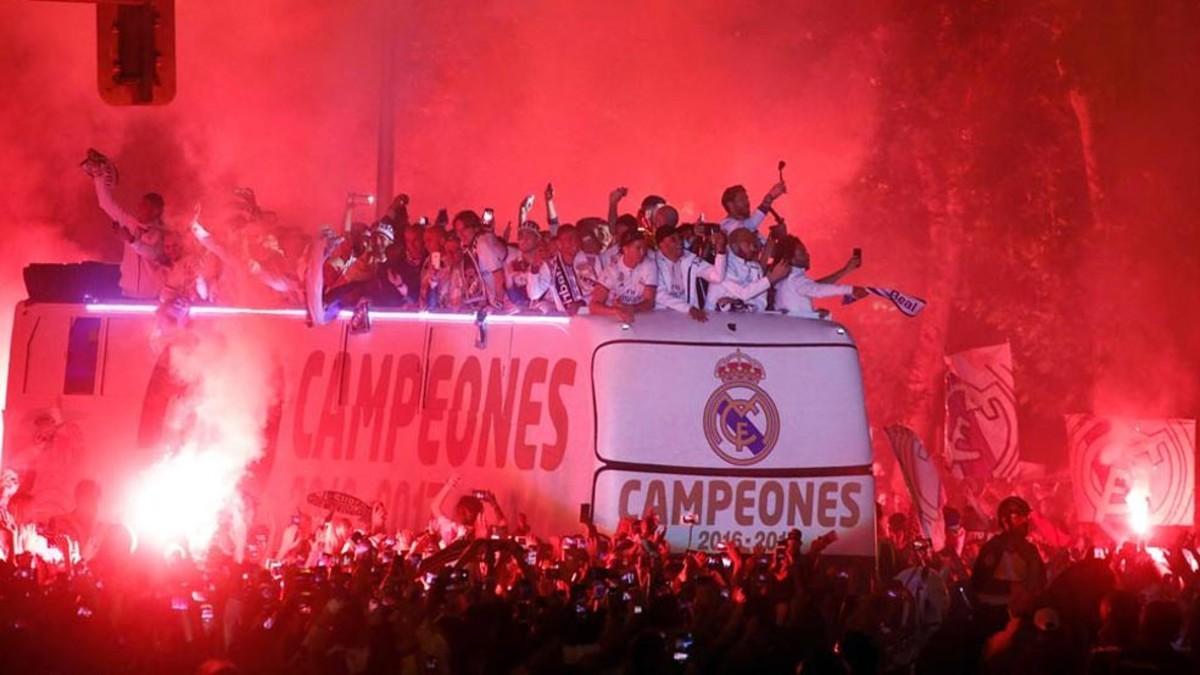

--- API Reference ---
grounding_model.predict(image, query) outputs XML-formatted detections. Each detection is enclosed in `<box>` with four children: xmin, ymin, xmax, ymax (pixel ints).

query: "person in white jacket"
<box><xmin>773</xmin><ymin>235</ymin><xmax>867</xmax><ymax>318</ymax></box>
<box><xmin>81</xmin><ymin>149</ymin><xmax>166</xmax><ymax>299</ymax></box>
<box><xmin>705</xmin><ymin>228</ymin><xmax>790</xmax><ymax>312</ymax></box>
<box><xmin>653</xmin><ymin>223</ymin><xmax>727</xmax><ymax>322</ymax></box>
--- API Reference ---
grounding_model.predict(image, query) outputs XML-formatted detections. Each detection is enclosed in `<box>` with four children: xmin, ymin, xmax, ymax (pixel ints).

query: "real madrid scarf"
<box><xmin>550</xmin><ymin>254</ymin><xmax>585</xmax><ymax>308</ymax></box>
<box><xmin>843</xmin><ymin>287</ymin><xmax>927</xmax><ymax>317</ymax></box>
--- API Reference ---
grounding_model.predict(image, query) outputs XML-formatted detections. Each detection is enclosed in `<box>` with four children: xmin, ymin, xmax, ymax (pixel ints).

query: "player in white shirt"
<box><xmin>653</xmin><ymin>224</ymin><xmax>728</xmax><ymax>322</ymax></box>
<box><xmin>526</xmin><ymin>226</ymin><xmax>591</xmax><ymax>315</ymax></box>
<box><xmin>706</xmin><ymin>229</ymin><xmax>791</xmax><ymax>312</ymax></box>
<box><xmin>80</xmin><ymin>149</ymin><xmax>167</xmax><ymax>299</ymax></box>
<box><xmin>452</xmin><ymin>210</ymin><xmax>508</xmax><ymax>308</ymax></box>
<box><xmin>719</xmin><ymin>180</ymin><xmax>788</xmax><ymax>237</ymax></box>
<box><xmin>774</xmin><ymin>235</ymin><xmax>867</xmax><ymax>318</ymax></box>
<box><xmin>590</xmin><ymin>229</ymin><xmax>657</xmax><ymax>324</ymax></box>
<box><xmin>503</xmin><ymin>222</ymin><xmax>542</xmax><ymax>306</ymax></box>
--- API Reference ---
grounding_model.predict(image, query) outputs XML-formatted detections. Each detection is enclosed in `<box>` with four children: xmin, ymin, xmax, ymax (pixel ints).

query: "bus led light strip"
<box><xmin>84</xmin><ymin>304</ymin><xmax>570</xmax><ymax>326</ymax></box>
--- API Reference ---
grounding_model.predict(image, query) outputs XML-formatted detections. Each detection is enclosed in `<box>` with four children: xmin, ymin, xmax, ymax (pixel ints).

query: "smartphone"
<box><xmin>633</xmin><ymin>605</ymin><xmax>643</xmax><ymax>614</ymax></box>
<box><xmin>524</xmin><ymin>549</ymin><xmax>538</xmax><ymax>565</ymax></box>
<box><xmin>579</xmin><ymin>503</ymin><xmax>592</xmax><ymax>524</ymax></box>
<box><xmin>200</xmin><ymin>604</ymin><xmax>215</xmax><ymax>624</ymax></box>
<box><xmin>482</xmin><ymin>208</ymin><xmax>494</xmax><ymax>226</ymax></box>
<box><xmin>170</xmin><ymin>596</ymin><xmax>188</xmax><ymax>612</ymax></box>
<box><xmin>431</xmin><ymin>252</ymin><xmax>442</xmax><ymax>270</ymax></box>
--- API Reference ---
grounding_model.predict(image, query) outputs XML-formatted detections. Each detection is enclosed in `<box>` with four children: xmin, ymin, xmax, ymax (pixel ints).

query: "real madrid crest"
<box><xmin>703</xmin><ymin>350</ymin><xmax>781</xmax><ymax>465</ymax></box>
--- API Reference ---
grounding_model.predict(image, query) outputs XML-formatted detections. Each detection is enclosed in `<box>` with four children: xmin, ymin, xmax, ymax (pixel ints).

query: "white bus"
<box><xmin>2</xmin><ymin>301</ymin><xmax>876</xmax><ymax>557</ymax></box>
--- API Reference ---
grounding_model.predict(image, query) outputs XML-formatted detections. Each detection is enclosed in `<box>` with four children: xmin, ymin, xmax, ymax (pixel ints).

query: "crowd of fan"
<box><xmin>79</xmin><ymin>149</ymin><xmax>869</xmax><ymax>333</ymax></box>
<box><xmin>2</xmin><ymin>467</ymin><xmax>1198</xmax><ymax>675</ymax></box>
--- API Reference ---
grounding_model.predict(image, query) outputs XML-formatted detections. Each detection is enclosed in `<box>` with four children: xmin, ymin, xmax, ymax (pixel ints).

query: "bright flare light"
<box><xmin>124</xmin><ymin>443</ymin><xmax>244</xmax><ymax>557</ymax></box>
<box><xmin>1125</xmin><ymin>485</ymin><xmax>1152</xmax><ymax>538</ymax></box>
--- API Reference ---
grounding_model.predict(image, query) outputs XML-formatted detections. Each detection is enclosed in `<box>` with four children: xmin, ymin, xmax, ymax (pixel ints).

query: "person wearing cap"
<box><xmin>971</xmin><ymin>495</ymin><xmax>1046</xmax><ymax>634</ymax></box>
<box><xmin>653</xmin><ymin>214</ymin><xmax>728</xmax><ymax>322</ymax></box>
<box><xmin>590</xmin><ymin>229</ymin><xmax>657</xmax><ymax>324</ymax></box>
<box><xmin>718</xmin><ymin>181</ymin><xmax>787</xmax><ymax>236</ymax></box>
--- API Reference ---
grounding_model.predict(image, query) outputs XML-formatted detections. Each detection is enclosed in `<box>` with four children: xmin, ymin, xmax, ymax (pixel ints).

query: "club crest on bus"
<box><xmin>703</xmin><ymin>350</ymin><xmax>780</xmax><ymax>466</ymax></box>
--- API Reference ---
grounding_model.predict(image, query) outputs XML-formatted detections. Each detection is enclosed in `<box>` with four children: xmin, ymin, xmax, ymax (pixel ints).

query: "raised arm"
<box><xmin>696</xmin><ymin>231</ymin><xmax>729</xmax><ymax>284</ymax></box>
<box><xmin>430</xmin><ymin>474</ymin><xmax>461</xmax><ymax>522</ymax></box>
<box><xmin>90</xmin><ymin>175</ymin><xmax>143</xmax><ymax>238</ymax></box>
<box><xmin>814</xmin><ymin>249</ymin><xmax>862</xmax><ymax>285</ymax></box>
<box><xmin>544</xmin><ymin>183</ymin><xmax>559</xmax><ymax>236</ymax></box>
<box><xmin>607</xmin><ymin>187</ymin><xmax>627</xmax><ymax>230</ymax></box>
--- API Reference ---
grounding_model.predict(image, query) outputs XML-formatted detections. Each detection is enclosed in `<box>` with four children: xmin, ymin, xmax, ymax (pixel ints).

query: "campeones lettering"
<box><xmin>617</xmin><ymin>477</ymin><xmax>865</xmax><ymax>529</ymax></box>
<box><xmin>292</xmin><ymin>351</ymin><xmax>577</xmax><ymax>471</ymax></box>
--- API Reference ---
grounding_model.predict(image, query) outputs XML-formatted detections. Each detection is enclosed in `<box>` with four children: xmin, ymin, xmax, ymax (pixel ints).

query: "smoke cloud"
<box><xmin>1</xmin><ymin>0</ymin><xmax>1197</xmax><ymax>494</ymax></box>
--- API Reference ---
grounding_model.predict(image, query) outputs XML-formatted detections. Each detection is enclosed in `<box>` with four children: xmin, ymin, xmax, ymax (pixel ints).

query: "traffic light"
<box><xmin>96</xmin><ymin>0</ymin><xmax>175</xmax><ymax>105</ymax></box>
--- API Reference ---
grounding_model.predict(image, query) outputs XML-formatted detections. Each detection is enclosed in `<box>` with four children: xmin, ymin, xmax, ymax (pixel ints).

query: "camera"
<box><xmin>681</xmin><ymin>512</ymin><xmax>700</xmax><ymax>526</ymax></box>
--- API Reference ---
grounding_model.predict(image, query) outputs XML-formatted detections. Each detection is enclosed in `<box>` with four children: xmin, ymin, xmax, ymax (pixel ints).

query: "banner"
<box><xmin>1066</xmin><ymin>415</ymin><xmax>1195</xmax><ymax>540</ymax></box>
<box><xmin>944</xmin><ymin>343</ymin><xmax>1019</xmax><ymax>480</ymax></box>
<box><xmin>593</xmin><ymin>468</ymin><xmax>876</xmax><ymax>556</ymax></box>
<box><xmin>842</xmin><ymin>287</ymin><xmax>926</xmax><ymax>317</ymax></box>
<box><xmin>885</xmin><ymin>424</ymin><xmax>944</xmax><ymax>550</ymax></box>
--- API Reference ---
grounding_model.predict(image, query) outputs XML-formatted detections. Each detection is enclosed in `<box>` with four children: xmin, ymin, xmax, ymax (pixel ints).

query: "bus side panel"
<box><xmin>269</xmin><ymin>319</ymin><xmax>593</xmax><ymax>538</ymax></box>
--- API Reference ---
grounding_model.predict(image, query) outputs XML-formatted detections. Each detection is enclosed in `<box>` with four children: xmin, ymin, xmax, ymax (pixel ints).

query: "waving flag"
<box><xmin>1067</xmin><ymin>415</ymin><xmax>1195</xmax><ymax>542</ymax></box>
<box><xmin>886</xmin><ymin>424</ymin><xmax>945</xmax><ymax>549</ymax></box>
<box><xmin>944</xmin><ymin>344</ymin><xmax>1019</xmax><ymax>481</ymax></box>
<box><xmin>843</xmin><ymin>287</ymin><xmax>926</xmax><ymax>317</ymax></box>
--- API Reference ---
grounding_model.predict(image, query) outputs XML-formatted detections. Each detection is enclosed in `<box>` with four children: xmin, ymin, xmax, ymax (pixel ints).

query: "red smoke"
<box><xmin>1</xmin><ymin>1</ymin><xmax>1197</xmax><ymax>476</ymax></box>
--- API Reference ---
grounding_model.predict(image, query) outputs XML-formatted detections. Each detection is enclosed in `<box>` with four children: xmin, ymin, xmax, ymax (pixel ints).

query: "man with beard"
<box><xmin>705</xmin><ymin>228</ymin><xmax>790</xmax><ymax>312</ymax></box>
<box><xmin>718</xmin><ymin>181</ymin><xmax>788</xmax><ymax>237</ymax></box>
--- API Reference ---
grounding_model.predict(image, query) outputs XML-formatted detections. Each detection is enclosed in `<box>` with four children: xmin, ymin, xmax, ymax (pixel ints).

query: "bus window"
<box><xmin>63</xmin><ymin>317</ymin><xmax>102</xmax><ymax>395</ymax></box>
